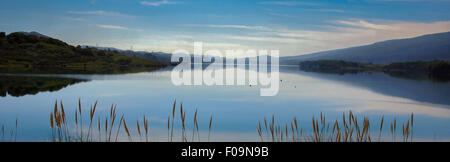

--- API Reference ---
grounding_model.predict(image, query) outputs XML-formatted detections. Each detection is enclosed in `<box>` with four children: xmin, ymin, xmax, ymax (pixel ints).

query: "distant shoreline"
<box><xmin>296</xmin><ymin>60</ymin><xmax>450</xmax><ymax>82</ymax></box>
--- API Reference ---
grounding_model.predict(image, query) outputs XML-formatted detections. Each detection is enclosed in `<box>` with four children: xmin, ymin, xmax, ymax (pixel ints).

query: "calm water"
<box><xmin>1</xmin><ymin>65</ymin><xmax>450</xmax><ymax>141</ymax></box>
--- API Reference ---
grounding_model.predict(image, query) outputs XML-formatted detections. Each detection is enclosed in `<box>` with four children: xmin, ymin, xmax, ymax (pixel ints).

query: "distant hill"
<box><xmin>83</xmin><ymin>46</ymin><xmax>172</xmax><ymax>64</ymax></box>
<box><xmin>17</xmin><ymin>31</ymin><xmax>50</xmax><ymax>38</ymax></box>
<box><xmin>280</xmin><ymin>31</ymin><xmax>450</xmax><ymax>65</ymax></box>
<box><xmin>0</xmin><ymin>31</ymin><xmax>167</xmax><ymax>74</ymax></box>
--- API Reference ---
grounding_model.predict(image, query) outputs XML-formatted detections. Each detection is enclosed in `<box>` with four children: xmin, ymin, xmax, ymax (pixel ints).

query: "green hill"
<box><xmin>0</xmin><ymin>31</ymin><xmax>167</xmax><ymax>74</ymax></box>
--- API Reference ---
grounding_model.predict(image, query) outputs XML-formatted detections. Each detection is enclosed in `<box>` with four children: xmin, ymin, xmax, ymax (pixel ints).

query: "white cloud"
<box><xmin>182</xmin><ymin>24</ymin><xmax>270</xmax><ymax>31</ymax></box>
<box><xmin>140</xmin><ymin>0</ymin><xmax>176</xmax><ymax>6</ymax></box>
<box><xmin>259</xmin><ymin>1</ymin><xmax>319</xmax><ymax>6</ymax></box>
<box><xmin>268</xmin><ymin>12</ymin><xmax>297</xmax><ymax>18</ymax></box>
<box><xmin>64</xmin><ymin>17</ymin><xmax>87</xmax><ymax>22</ymax></box>
<box><xmin>67</xmin><ymin>10</ymin><xmax>135</xmax><ymax>18</ymax></box>
<box><xmin>177</xmin><ymin>19</ymin><xmax>450</xmax><ymax>56</ymax></box>
<box><xmin>336</xmin><ymin>19</ymin><xmax>394</xmax><ymax>30</ymax></box>
<box><xmin>93</xmin><ymin>19</ymin><xmax>450</xmax><ymax>57</ymax></box>
<box><xmin>95</xmin><ymin>24</ymin><xmax>129</xmax><ymax>30</ymax></box>
<box><xmin>94</xmin><ymin>24</ymin><xmax>144</xmax><ymax>32</ymax></box>
<box><xmin>306</xmin><ymin>9</ymin><xmax>351</xmax><ymax>13</ymax></box>
<box><xmin>224</xmin><ymin>35</ymin><xmax>302</xmax><ymax>44</ymax></box>
<box><xmin>268</xmin><ymin>19</ymin><xmax>450</xmax><ymax>55</ymax></box>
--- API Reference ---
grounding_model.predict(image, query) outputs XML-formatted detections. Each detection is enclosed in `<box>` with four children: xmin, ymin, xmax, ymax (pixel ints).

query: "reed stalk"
<box><xmin>207</xmin><ymin>115</ymin><xmax>213</xmax><ymax>142</ymax></box>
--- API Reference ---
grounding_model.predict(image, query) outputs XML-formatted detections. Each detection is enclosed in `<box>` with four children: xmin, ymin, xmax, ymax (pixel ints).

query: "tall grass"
<box><xmin>47</xmin><ymin>99</ymin><xmax>214</xmax><ymax>142</ymax></box>
<box><xmin>257</xmin><ymin>111</ymin><xmax>414</xmax><ymax>142</ymax></box>
<box><xmin>0</xmin><ymin>118</ymin><xmax>18</xmax><ymax>142</ymax></box>
<box><xmin>208</xmin><ymin>115</ymin><xmax>213</xmax><ymax>142</ymax></box>
<box><xmin>166</xmin><ymin>100</ymin><xmax>214</xmax><ymax>142</ymax></box>
<box><xmin>49</xmin><ymin>99</ymin><xmax>143</xmax><ymax>142</ymax></box>
<box><xmin>1</xmin><ymin>100</ymin><xmax>416</xmax><ymax>142</ymax></box>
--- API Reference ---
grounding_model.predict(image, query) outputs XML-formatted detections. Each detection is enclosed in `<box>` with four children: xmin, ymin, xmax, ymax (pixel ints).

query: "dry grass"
<box><xmin>165</xmin><ymin>100</ymin><xmax>213</xmax><ymax>142</ymax></box>
<box><xmin>2</xmin><ymin>100</ymin><xmax>416</xmax><ymax>142</ymax></box>
<box><xmin>208</xmin><ymin>115</ymin><xmax>213</xmax><ymax>142</ymax></box>
<box><xmin>257</xmin><ymin>111</ymin><xmax>414</xmax><ymax>142</ymax></box>
<box><xmin>0</xmin><ymin>118</ymin><xmax>18</xmax><ymax>142</ymax></box>
<box><xmin>46</xmin><ymin>99</ymin><xmax>213</xmax><ymax>142</ymax></box>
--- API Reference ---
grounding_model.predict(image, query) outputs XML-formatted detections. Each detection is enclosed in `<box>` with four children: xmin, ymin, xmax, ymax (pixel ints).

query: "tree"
<box><xmin>0</xmin><ymin>32</ymin><xmax>5</xmax><ymax>46</ymax></box>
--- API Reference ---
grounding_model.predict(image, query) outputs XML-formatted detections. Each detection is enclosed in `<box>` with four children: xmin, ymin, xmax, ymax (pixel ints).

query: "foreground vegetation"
<box><xmin>0</xmin><ymin>99</ymin><xmax>417</xmax><ymax>142</ymax></box>
<box><xmin>257</xmin><ymin>112</ymin><xmax>414</xmax><ymax>142</ymax></box>
<box><xmin>0</xmin><ymin>32</ymin><xmax>167</xmax><ymax>74</ymax></box>
<box><xmin>48</xmin><ymin>100</ymin><xmax>214</xmax><ymax>142</ymax></box>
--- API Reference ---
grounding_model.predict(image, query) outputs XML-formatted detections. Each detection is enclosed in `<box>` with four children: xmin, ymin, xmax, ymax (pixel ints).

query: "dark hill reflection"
<box><xmin>0</xmin><ymin>76</ymin><xmax>86</xmax><ymax>97</ymax></box>
<box><xmin>280</xmin><ymin>66</ymin><xmax>450</xmax><ymax>106</ymax></box>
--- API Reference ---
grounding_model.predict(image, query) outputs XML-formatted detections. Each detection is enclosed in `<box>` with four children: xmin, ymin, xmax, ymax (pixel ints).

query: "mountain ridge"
<box><xmin>280</xmin><ymin>31</ymin><xmax>450</xmax><ymax>65</ymax></box>
<box><xmin>82</xmin><ymin>45</ymin><xmax>173</xmax><ymax>63</ymax></box>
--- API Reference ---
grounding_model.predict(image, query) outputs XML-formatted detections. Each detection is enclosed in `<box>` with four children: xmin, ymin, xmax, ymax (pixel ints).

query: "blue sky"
<box><xmin>1</xmin><ymin>0</ymin><xmax>450</xmax><ymax>56</ymax></box>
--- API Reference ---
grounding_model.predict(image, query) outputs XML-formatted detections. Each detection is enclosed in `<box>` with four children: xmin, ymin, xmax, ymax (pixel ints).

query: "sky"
<box><xmin>1</xmin><ymin>0</ymin><xmax>450</xmax><ymax>56</ymax></box>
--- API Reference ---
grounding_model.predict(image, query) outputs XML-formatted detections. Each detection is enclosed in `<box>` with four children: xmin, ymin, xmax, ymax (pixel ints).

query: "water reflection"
<box><xmin>1</xmin><ymin>65</ymin><xmax>450</xmax><ymax>141</ymax></box>
<box><xmin>0</xmin><ymin>75</ymin><xmax>86</xmax><ymax>97</ymax></box>
<box><xmin>281</xmin><ymin>66</ymin><xmax>450</xmax><ymax>107</ymax></box>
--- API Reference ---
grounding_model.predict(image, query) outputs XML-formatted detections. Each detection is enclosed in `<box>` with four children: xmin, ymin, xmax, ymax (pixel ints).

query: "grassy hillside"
<box><xmin>0</xmin><ymin>32</ymin><xmax>167</xmax><ymax>74</ymax></box>
<box><xmin>281</xmin><ymin>31</ymin><xmax>450</xmax><ymax>64</ymax></box>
